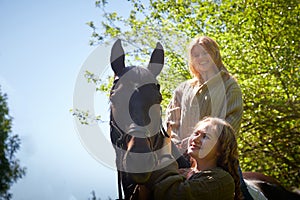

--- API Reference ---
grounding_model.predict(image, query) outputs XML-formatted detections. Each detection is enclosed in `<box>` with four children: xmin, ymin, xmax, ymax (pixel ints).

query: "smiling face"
<box><xmin>187</xmin><ymin>120</ymin><xmax>220</xmax><ymax>162</ymax></box>
<box><xmin>188</xmin><ymin>36</ymin><xmax>226</xmax><ymax>81</ymax></box>
<box><xmin>190</xmin><ymin>44</ymin><xmax>218</xmax><ymax>75</ymax></box>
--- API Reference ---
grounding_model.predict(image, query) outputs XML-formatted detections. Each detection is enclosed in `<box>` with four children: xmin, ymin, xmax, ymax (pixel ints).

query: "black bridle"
<box><xmin>110</xmin><ymin>118</ymin><xmax>168</xmax><ymax>200</ymax></box>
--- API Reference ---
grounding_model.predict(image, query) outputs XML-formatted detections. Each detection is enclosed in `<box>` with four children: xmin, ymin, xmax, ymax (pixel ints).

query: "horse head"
<box><xmin>109</xmin><ymin>39</ymin><xmax>166</xmax><ymax>198</ymax></box>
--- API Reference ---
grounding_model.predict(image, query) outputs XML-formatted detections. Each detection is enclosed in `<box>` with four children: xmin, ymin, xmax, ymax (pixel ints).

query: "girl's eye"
<box><xmin>192</xmin><ymin>52</ymin><xmax>208</xmax><ymax>58</ymax></box>
<box><xmin>204</xmin><ymin>134</ymin><xmax>211</xmax><ymax>140</ymax></box>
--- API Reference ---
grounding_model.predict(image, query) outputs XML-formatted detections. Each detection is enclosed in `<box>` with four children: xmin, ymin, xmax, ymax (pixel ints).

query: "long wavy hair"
<box><xmin>198</xmin><ymin>117</ymin><xmax>243</xmax><ymax>200</ymax></box>
<box><xmin>187</xmin><ymin>36</ymin><xmax>230</xmax><ymax>85</ymax></box>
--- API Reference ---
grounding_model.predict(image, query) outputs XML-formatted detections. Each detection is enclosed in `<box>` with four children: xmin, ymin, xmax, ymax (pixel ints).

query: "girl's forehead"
<box><xmin>196</xmin><ymin>121</ymin><xmax>215</xmax><ymax>131</ymax></box>
<box><xmin>191</xmin><ymin>44</ymin><xmax>206</xmax><ymax>52</ymax></box>
<box><xmin>195</xmin><ymin>123</ymin><xmax>220</xmax><ymax>139</ymax></box>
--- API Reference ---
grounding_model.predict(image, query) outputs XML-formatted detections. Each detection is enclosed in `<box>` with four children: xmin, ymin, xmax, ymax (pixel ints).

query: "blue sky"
<box><xmin>0</xmin><ymin>0</ymin><xmax>131</xmax><ymax>199</ymax></box>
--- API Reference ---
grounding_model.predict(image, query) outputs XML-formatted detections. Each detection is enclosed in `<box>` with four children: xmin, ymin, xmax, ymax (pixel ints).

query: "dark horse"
<box><xmin>109</xmin><ymin>39</ymin><xmax>167</xmax><ymax>199</ymax></box>
<box><xmin>108</xmin><ymin>39</ymin><xmax>300</xmax><ymax>200</ymax></box>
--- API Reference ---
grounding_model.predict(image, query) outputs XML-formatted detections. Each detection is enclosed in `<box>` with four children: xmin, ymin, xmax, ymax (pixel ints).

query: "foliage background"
<box><xmin>0</xmin><ymin>88</ymin><xmax>26</xmax><ymax>200</ymax></box>
<box><xmin>89</xmin><ymin>0</ymin><xmax>299</xmax><ymax>190</ymax></box>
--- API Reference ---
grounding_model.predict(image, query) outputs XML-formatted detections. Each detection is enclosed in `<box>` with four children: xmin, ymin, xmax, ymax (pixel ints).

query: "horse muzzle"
<box><xmin>122</xmin><ymin>135</ymin><xmax>158</xmax><ymax>184</ymax></box>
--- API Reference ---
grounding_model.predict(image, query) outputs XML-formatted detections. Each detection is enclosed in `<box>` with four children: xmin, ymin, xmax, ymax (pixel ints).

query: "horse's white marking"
<box><xmin>244</xmin><ymin>179</ymin><xmax>268</xmax><ymax>200</ymax></box>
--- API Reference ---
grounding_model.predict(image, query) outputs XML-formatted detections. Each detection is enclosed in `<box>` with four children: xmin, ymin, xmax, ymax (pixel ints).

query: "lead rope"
<box><xmin>117</xmin><ymin>170</ymin><xmax>123</xmax><ymax>200</ymax></box>
<box><xmin>110</xmin><ymin>120</ymin><xmax>124</xmax><ymax>200</ymax></box>
<box><xmin>116</xmin><ymin>130</ymin><xmax>125</xmax><ymax>200</ymax></box>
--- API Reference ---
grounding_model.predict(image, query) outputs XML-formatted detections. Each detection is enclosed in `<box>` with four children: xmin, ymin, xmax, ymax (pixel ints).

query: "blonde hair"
<box><xmin>193</xmin><ymin>117</ymin><xmax>243</xmax><ymax>200</ymax></box>
<box><xmin>187</xmin><ymin>36</ymin><xmax>229</xmax><ymax>84</ymax></box>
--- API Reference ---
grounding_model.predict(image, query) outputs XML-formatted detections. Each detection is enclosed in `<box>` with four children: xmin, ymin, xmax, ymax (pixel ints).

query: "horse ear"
<box><xmin>110</xmin><ymin>39</ymin><xmax>125</xmax><ymax>76</ymax></box>
<box><xmin>148</xmin><ymin>42</ymin><xmax>164</xmax><ymax>77</ymax></box>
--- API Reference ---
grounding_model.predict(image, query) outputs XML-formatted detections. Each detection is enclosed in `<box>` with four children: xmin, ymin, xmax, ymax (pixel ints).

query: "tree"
<box><xmin>0</xmin><ymin>87</ymin><xmax>26</xmax><ymax>200</ymax></box>
<box><xmin>87</xmin><ymin>190</ymin><xmax>113</xmax><ymax>200</ymax></box>
<box><xmin>88</xmin><ymin>0</ymin><xmax>300</xmax><ymax>189</ymax></box>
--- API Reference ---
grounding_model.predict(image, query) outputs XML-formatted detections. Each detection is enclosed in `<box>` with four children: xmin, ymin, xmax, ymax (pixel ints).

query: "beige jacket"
<box><xmin>166</xmin><ymin>71</ymin><xmax>243</xmax><ymax>144</ymax></box>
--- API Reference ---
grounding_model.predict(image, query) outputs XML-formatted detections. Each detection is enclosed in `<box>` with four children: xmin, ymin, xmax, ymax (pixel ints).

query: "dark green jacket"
<box><xmin>146</xmin><ymin>161</ymin><xmax>235</xmax><ymax>200</ymax></box>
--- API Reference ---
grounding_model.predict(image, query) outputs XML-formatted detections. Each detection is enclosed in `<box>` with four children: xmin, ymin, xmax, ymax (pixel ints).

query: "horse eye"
<box><xmin>156</xmin><ymin>84</ymin><xmax>160</xmax><ymax>91</ymax></box>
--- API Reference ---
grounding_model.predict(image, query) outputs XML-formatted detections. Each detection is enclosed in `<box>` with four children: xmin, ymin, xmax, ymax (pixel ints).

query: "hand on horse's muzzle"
<box><xmin>128</xmin><ymin>172</ymin><xmax>152</xmax><ymax>184</ymax></box>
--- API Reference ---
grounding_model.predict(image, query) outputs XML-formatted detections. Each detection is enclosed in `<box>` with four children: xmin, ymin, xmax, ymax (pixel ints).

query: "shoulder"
<box><xmin>221</xmin><ymin>73</ymin><xmax>242</xmax><ymax>93</ymax></box>
<box><xmin>211</xmin><ymin>167</ymin><xmax>234</xmax><ymax>181</ymax></box>
<box><xmin>191</xmin><ymin>167</ymin><xmax>234</xmax><ymax>184</ymax></box>
<box><xmin>221</xmin><ymin>71</ymin><xmax>239</xmax><ymax>85</ymax></box>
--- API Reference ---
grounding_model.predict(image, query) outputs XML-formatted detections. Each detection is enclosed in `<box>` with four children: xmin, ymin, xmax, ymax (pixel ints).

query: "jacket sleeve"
<box><xmin>225</xmin><ymin>78</ymin><xmax>243</xmax><ymax>135</ymax></box>
<box><xmin>146</xmin><ymin>162</ymin><xmax>235</xmax><ymax>200</ymax></box>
